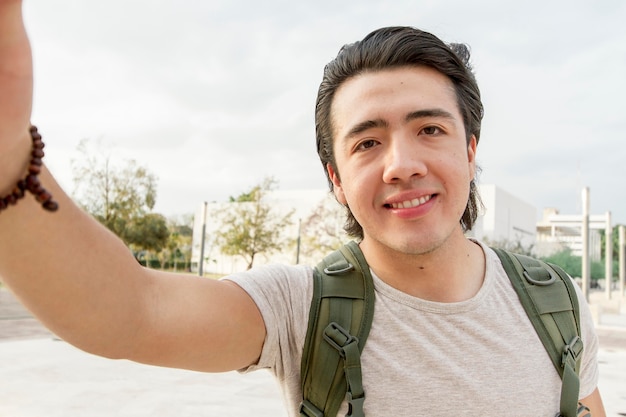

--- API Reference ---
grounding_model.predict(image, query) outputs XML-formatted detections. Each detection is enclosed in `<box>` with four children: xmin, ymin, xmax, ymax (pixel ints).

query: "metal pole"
<box><xmin>296</xmin><ymin>218</ymin><xmax>302</xmax><ymax>264</ymax></box>
<box><xmin>581</xmin><ymin>187</ymin><xmax>590</xmax><ymax>302</ymax></box>
<box><xmin>605</xmin><ymin>211</ymin><xmax>612</xmax><ymax>300</ymax></box>
<box><xmin>619</xmin><ymin>224</ymin><xmax>626</xmax><ymax>297</ymax></box>
<box><xmin>198</xmin><ymin>201</ymin><xmax>208</xmax><ymax>277</ymax></box>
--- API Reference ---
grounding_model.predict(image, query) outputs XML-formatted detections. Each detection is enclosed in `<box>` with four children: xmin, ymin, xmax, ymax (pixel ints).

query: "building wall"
<box><xmin>535</xmin><ymin>209</ymin><xmax>605</xmax><ymax>260</ymax></box>
<box><xmin>469</xmin><ymin>184</ymin><xmax>537</xmax><ymax>251</ymax></box>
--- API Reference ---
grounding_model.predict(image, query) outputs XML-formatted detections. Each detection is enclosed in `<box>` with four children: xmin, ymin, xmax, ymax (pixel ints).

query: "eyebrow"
<box><xmin>345</xmin><ymin>119</ymin><xmax>388</xmax><ymax>140</ymax></box>
<box><xmin>405</xmin><ymin>108</ymin><xmax>456</xmax><ymax>123</ymax></box>
<box><xmin>344</xmin><ymin>108</ymin><xmax>456</xmax><ymax>140</ymax></box>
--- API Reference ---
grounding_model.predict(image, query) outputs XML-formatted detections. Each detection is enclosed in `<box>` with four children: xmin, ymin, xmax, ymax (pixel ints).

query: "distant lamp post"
<box><xmin>605</xmin><ymin>211</ymin><xmax>613</xmax><ymax>300</ymax></box>
<box><xmin>619</xmin><ymin>224</ymin><xmax>626</xmax><ymax>297</ymax></box>
<box><xmin>199</xmin><ymin>201</ymin><xmax>208</xmax><ymax>277</ymax></box>
<box><xmin>581</xmin><ymin>187</ymin><xmax>590</xmax><ymax>302</ymax></box>
<box><xmin>296</xmin><ymin>218</ymin><xmax>302</xmax><ymax>264</ymax></box>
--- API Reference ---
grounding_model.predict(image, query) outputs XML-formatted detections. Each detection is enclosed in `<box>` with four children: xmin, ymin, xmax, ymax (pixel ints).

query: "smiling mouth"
<box><xmin>385</xmin><ymin>194</ymin><xmax>433</xmax><ymax>209</ymax></box>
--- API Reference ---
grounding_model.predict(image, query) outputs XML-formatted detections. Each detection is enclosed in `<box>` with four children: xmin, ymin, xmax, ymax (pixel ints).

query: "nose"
<box><xmin>381</xmin><ymin>136</ymin><xmax>427</xmax><ymax>183</ymax></box>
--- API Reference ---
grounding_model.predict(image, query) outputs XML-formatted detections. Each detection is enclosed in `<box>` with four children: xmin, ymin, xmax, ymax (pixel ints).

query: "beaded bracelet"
<box><xmin>0</xmin><ymin>125</ymin><xmax>59</xmax><ymax>213</ymax></box>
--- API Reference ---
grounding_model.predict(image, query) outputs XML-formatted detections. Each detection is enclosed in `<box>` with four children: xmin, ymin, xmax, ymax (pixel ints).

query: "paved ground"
<box><xmin>0</xmin><ymin>289</ymin><xmax>287</xmax><ymax>417</ymax></box>
<box><xmin>1</xmin><ymin>287</ymin><xmax>626</xmax><ymax>416</ymax></box>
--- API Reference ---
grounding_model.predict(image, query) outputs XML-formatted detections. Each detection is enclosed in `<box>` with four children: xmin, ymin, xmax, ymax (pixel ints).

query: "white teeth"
<box><xmin>390</xmin><ymin>195</ymin><xmax>431</xmax><ymax>209</ymax></box>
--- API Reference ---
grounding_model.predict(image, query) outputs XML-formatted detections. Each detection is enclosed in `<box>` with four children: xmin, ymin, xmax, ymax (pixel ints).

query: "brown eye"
<box><xmin>357</xmin><ymin>139</ymin><xmax>378</xmax><ymax>150</ymax></box>
<box><xmin>422</xmin><ymin>126</ymin><xmax>441</xmax><ymax>135</ymax></box>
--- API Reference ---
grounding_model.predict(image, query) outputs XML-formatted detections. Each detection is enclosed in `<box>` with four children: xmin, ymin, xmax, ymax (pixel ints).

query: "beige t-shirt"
<box><xmin>224</xmin><ymin>242</ymin><xmax>599</xmax><ymax>416</ymax></box>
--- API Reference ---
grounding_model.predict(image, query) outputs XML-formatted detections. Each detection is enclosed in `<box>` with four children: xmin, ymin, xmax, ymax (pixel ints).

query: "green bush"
<box><xmin>541</xmin><ymin>248</ymin><xmax>605</xmax><ymax>281</ymax></box>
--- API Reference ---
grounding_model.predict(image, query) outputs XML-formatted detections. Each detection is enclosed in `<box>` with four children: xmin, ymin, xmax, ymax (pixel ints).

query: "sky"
<box><xmin>21</xmin><ymin>0</ymin><xmax>626</xmax><ymax>226</ymax></box>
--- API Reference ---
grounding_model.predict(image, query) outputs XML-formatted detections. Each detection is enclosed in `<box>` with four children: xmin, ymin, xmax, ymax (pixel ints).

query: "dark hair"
<box><xmin>315</xmin><ymin>26</ymin><xmax>484</xmax><ymax>240</ymax></box>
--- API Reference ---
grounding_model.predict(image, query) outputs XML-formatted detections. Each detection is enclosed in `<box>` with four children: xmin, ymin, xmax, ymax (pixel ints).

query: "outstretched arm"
<box><xmin>0</xmin><ymin>0</ymin><xmax>33</xmax><ymax>194</ymax></box>
<box><xmin>0</xmin><ymin>0</ymin><xmax>265</xmax><ymax>373</ymax></box>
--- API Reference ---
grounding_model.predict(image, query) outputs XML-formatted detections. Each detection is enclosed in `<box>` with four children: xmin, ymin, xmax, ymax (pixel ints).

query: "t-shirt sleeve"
<box><xmin>222</xmin><ymin>264</ymin><xmax>313</xmax><ymax>377</ymax></box>
<box><xmin>571</xmin><ymin>278</ymin><xmax>600</xmax><ymax>399</ymax></box>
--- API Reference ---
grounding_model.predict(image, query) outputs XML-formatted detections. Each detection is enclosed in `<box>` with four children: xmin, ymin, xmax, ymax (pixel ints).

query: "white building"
<box><xmin>469</xmin><ymin>184</ymin><xmax>537</xmax><ymax>251</ymax></box>
<box><xmin>535</xmin><ymin>208</ymin><xmax>605</xmax><ymax>261</ymax></box>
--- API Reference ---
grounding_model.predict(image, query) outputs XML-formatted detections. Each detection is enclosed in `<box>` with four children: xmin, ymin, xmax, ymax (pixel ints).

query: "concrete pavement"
<box><xmin>1</xmin><ymin>288</ymin><xmax>626</xmax><ymax>416</ymax></box>
<box><xmin>0</xmin><ymin>288</ymin><xmax>287</xmax><ymax>417</ymax></box>
<box><xmin>0</xmin><ymin>338</ymin><xmax>287</xmax><ymax>417</ymax></box>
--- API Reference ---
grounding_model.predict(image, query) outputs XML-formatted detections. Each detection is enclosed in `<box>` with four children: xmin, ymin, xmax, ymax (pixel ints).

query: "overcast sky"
<box><xmin>22</xmin><ymin>0</ymin><xmax>626</xmax><ymax>226</ymax></box>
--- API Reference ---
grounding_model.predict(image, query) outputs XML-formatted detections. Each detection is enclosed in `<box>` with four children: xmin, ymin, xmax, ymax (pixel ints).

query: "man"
<box><xmin>0</xmin><ymin>2</ymin><xmax>605</xmax><ymax>416</ymax></box>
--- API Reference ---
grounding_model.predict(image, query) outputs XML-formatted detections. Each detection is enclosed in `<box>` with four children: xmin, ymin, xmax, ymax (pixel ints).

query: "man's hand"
<box><xmin>0</xmin><ymin>0</ymin><xmax>33</xmax><ymax>194</ymax></box>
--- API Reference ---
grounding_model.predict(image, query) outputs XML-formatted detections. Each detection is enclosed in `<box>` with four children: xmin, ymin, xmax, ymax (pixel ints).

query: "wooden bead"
<box><xmin>43</xmin><ymin>200</ymin><xmax>59</xmax><ymax>212</ymax></box>
<box><xmin>0</xmin><ymin>125</ymin><xmax>59</xmax><ymax>214</ymax></box>
<box><xmin>35</xmin><ymin>190</ymin><xmax>52</xmax><ymax>203</ymax></box>
<box><xmin>25</xmin><ymin>174</ymin><xmax>39</xmax><ymax>189</ymax></box>
<box><xmin>28</xmin><ymin>164</ymin><xmax>42</xmax><ymax>175</ymax></box>
<box><xmin>37</xmin><ymin>189</ymin><xmax>49</xmax><ymax>200</ymax></box>
<box><xmin>12</xmin><ymin>186</ymin><xmax>25</xmax><ymax>199</ymax></box>
<box><xmin>31</xmin><ymin>185</ymin><xmax>45</xmax><ymax>195</ymax></box>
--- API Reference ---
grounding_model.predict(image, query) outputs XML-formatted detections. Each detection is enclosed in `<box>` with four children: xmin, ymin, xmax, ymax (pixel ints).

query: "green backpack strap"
<box><xmin>300</xmin><ymin>241</ymin><xmax>375</xmax><ymax>417</ymax></box>
<box><xmin>492</xmin><ymin>248</ymin><xmax>585</xmax><ymax>417</ymax></box>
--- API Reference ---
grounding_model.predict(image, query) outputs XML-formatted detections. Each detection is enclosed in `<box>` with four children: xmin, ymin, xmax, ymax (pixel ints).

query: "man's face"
<box><xmin>327</xmin><ymin>66</ymin><xmax>477</xmax><ymax>256</ymax></box>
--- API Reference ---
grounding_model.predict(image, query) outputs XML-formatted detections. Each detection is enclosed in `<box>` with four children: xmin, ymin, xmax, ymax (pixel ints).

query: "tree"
<box><xmin>125</xmin><ymin>213</ymin><xmax>170</xmax><ymax>267</ymax></box>
<box><xmin>600</xmin><ymin>225</ymin><xmax>623</xmax><ymax>265</ymax></box>
<box><xmin>541</xmin><ymin>247</ymin><xmax>605</xmax><ymax>281</ymax></box>
<box><xmin>298</xmin><ymin>196</ymin><xmax>346</xmax><ymax>264</ymax></box>
<box><xmin>216</xmin><ymin>177</ymin><xmax>294</xmax><ymax>269</ymax></box>
<box><xmin>162</xmin><ymin>214</ymin><xmax>193</xmax><ymax>271</ymax></box>
<box><xmin>72</xmin><ymin>138</ymin><xmax>158</xmax><ymax>245</ymax></box>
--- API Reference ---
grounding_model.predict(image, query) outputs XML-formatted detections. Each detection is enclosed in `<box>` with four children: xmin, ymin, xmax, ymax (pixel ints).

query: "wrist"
<box><xmin>0</xmin><ymin>126</ymin><xmax>58</xmax><ymax>212</ymax></box>
<box><xmin>0</xmin><ymin>128</ymin><xmax>30</xmax><ymax>195</ymax></box>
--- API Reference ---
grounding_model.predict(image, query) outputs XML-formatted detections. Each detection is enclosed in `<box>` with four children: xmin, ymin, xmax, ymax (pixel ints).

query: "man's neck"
<box><xmin>359</xmin><ymin>233</ymin><xmax>485</xmax><ymax>303</ymax></box>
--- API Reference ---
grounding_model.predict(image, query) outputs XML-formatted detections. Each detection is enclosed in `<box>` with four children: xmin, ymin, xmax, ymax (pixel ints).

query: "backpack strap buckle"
<box><xmin>523</xmin><ymin>267</ymin><xmax>557</xmax><ymax>286</ymax></box>
<box><xmin>299</xmin><ymin>399</ymin><xmax>324</xmax><ymax>417</ymax></box>
<box><xmin>324</xmin><ymin>322</ymin><xmax>366</xmax><ymax>417</ymax></box>
<box><xmin>558</xmin><ymin>336</ymin><xmax>584</xmax><ymax>417</ymax></box>
<box><xmin>324</xmin><ymin>322</ymin><xmax>359</xmax><ymax>357</ymax></box>
<box><xmin>323</xmin><ymin>261</ymin><xmax>354</xmax><ymax>275</ymax></box>
<box><xmin>346</xmin><ymin>392</ymin><xmax>365</xmax><ymax>417</ymax></box>
<box><xmin>561</xmin><ymin>336</ymin><xmax>583</xmax><ymax>368</ymax></box>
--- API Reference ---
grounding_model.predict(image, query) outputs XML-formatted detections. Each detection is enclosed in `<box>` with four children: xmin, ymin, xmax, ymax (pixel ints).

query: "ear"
<box><xmin>327</xmin><ymin>163</ymin><xmax>347</xmax><ymax>205</ymax></box>
<box><xmin>467</xmin><ymin>135</ymin><xmax>477</xmax><ymax>179</ymax></box>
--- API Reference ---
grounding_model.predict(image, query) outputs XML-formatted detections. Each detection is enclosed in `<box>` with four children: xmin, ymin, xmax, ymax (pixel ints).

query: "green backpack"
<box><xmin>299</xmin><ymin>241</ymin><xmax>588</xmax><ymax>417</ymax></box>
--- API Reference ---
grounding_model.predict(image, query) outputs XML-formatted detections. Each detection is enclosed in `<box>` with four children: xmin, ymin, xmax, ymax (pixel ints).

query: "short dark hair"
<box><xmin>315</xmin><ymin>26</ymin><xmax>484</xmax><ymax>240</ymax></box>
